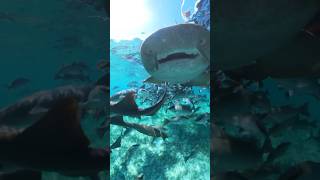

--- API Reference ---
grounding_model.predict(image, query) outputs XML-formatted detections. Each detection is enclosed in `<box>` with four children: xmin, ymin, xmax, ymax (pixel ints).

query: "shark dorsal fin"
<box><xmin>15</xmin><ymin>97</ymin><xmax>89</xmax><ymax>153</ymax></box>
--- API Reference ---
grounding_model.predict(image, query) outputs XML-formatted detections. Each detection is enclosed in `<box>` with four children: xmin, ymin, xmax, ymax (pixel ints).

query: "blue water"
<box><xmin>110</xmin><ymin>39</ymin><xmax>148</xmax><ymax>96</ymax></box>
<box><xmin>110</xmin><ymin>1</ymin><xmax>210</xmax><ymax>179</ymax></box>
<box><xmin>0</xmin><ymin>1</ymin><xmax>107</xmax><ymax>179</ymax></box>
<box><xmin>110</xmin><ymin>39</ymin><xmax>210</xmax><ymax>177</ymax></box>
<box><xmin>0</xmin><ymin>1</ymin><xmax>106</xmax><ymax>106</ymax></box>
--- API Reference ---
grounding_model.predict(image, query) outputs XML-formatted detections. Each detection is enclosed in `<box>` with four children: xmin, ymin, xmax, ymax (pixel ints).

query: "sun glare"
<box><xmin>111</xmin><ymin>0</ymin><xmax>151</xmax><ymax>40</ymax></box>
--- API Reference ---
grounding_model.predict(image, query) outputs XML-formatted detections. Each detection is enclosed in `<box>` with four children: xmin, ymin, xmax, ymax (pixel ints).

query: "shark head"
<box><xmin>140</xmin><ymin>24</ymin><xmax>210</xmax><ymax>84</ymax></box>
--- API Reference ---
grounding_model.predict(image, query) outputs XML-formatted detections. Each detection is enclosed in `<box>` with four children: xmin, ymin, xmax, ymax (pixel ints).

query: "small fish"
<box><xmin>55</xmin><ymin>61</ymin><xmax>90</xmax><ymax>81</ymax></box>
<box><xmin>167</xmin><ymin>100</ymin><xmax>196</xmax><ymax>116</ymax></box>
<box><xmin>304</xmin><ymin>12</ymin><xmax>320</xmax><ymax>39</ymax></box>
<box><xmin>121</xmin><ymin>144</ymin><xmax>140</xmax><ymax>168</ymax></box>
<box><xmin>194</xmin><ymin>112</ymin><xmax>210</xmax><ymax>125</ymax></box>
<box><xmin>127</xmin><ymin>81</ymin><xmax>139</xmax><ymax>88</ymax></box>
<box><xmin>123</xmin><ymin>54</ymin><xmax>135</xmax><ymax>60</ymax></box>
<box><xmin>54</xmin><ymin>71</ymin><xmax>90</xmax><ymax>82</ymax></box>
<box><xmin>264</xmin><ymin>103</ymin><xmax>310</xmax><ymax>125</ymax></box>
<box><xmin>5</xmin><ymin>78</ymin><xmax>30</xmax><ymax>90</ymax></box>
<box><xmin>136</xmin><ymin>173</ymin><xmax>144</xmax><ymax>180</ymax></box>
<box><xmin>110</xmin><ymin>128</ymin><xmax>130</xmax><ymax>149</ymax></box>
<box><xmin>184</xmin><ymin>145</ymin><xmax>200</xmax><ymax>162</ymax></box>
<box><xmin>269</xmin><ymin>115</ymin><xmax>316</xmax><ymax>137</ymax></box>
<box><xmin>163</xmin><ymin>115</ymin><xmax>190</xmax><ymax>126</ymax></box>
<box><xmin>0</xmin><ymin>12</ymin><xmax>15</xmax><ymax>22</ymax></box>
<box><xmin>226</xmin><ymin>113</ymin><xmax>268</xmax><ymax>139</ymax></box>
<box><xmin>264</xmin><ymin>142</ymin><xmax>291</xmax><ymax>165</ymax></box>
<box><xmin>249</xmin><ymin>90</ymin><xmax>271</xmax><ymax>114</ymax></box>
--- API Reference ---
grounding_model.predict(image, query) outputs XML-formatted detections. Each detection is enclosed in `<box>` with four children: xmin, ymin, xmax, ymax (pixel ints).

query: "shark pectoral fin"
<box><xmin>183</xmin><ymin>71</ymin><xmax>210</xmax><ymax>87</ymax></box>
<box><xmin>110</xmin><ymin>116</ymin><xmax>126</xmax><ymax>126</ymax></box>
<box><xmin>0</xmin><ymin>170</ymin><xmax>41</xmax><ymax>180</ymax></box>
<box><xmin>15</xmin><ymin>97</ymin><xmax>90</xmax><ymax>153</ymax></box>
<box><xmin>143</xmin><ymin>76</ymin><xmax>164</xmax><ymax>84</ymax></box>
<box><xmin>112</xmin><ymin>92</ymin><xmax>140</xmax><ymax>115</ymax></box>
<box><xmin>139</xmin><ymin>87</ymin><xmax>167</xmax><ymax>116</ymax></box>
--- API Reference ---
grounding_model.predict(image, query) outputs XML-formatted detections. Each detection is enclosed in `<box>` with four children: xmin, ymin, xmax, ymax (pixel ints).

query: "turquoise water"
<box><xmin>110</xmin><ymin>29</ymin><xmax>210</xmax><ymax>180</ymax></box>
<box><xmin>110</xmin><ymin>39</ymin><xmax>210</xmax><ymax>179</ymax></box>
<box><xmin>0</xmin><ymin>1</ymin><xmax>107</xmax><ymax>179</ymax></box>
<box><xmin>110</xmin><ymin>39</ymin><xmax>148</xmax><ymax>96</ymax></box>
<box><xmin>110</xmin><ymin>1</ymin><xmax>210</xmax><ymax>179</ymax></box>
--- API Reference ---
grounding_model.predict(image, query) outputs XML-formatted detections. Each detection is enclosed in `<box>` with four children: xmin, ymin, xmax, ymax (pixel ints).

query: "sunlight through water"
<box><xmin>110</xmin><ymin>0</ymin><xmax>152</xmax><ymax>40</ymax></box>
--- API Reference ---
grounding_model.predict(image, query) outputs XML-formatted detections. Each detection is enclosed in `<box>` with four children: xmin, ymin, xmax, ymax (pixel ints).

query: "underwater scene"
<box><xmin>213</xmin><ymin>1</ymin><xmax>320</xmax><ymax>180</ymax></box>
<box><xmin>110</xmin><ymin>0</ymin><xmax>210</xmax><ymax>179</ymax></box>
<box><xmin>0</xmin><ymin>0</ymin><xmax>108</xmax><ymax>179</ymax></box>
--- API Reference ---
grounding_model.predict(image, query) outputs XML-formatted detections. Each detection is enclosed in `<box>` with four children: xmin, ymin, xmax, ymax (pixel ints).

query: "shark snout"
<box><xmin>140</xmin><ymin>23</ymin><xmax>210</xmax><ymax>84</ymax></box>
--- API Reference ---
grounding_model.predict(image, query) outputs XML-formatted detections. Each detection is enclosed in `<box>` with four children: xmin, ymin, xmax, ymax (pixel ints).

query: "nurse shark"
<box><xmin>0</xmin><ymin>97</ymin><xmax>108</xmax><ymax>179</ymax></box>
<box><xmin>140</xmin><ymin>23</ymin><xmax>210</xmax><ymax>86</ymax></box>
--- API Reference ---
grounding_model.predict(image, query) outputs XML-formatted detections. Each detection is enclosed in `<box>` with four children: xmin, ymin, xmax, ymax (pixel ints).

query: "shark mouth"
<box><xmin>158</xmin><ymin>52</ymin><xmax>199</xmax><ymax>64</ymax></box>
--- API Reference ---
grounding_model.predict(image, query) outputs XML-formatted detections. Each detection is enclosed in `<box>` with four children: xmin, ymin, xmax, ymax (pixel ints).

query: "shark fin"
<box><xmin>15</xmin><ymin>97</ymin><xmax>90</xmax><ymax>153</ymax></box>
<box><xmin>110</xmin><ymin>116</ymin><xmax>125</xmax><ymax>126</ymax></box>
<box><xmin>139</xmin><ymin>85</ymin><xmax>167</xmax><ymax>116</ymax></box>
<box><xmin>111</xmin><ymin>92</ymin><xmax>140</xmax><ymax>115</ymax></box>
<box><xmin>143</xmin><ymin>76</ymin><xmax>164</xmax><ymax>84</ymax></box>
